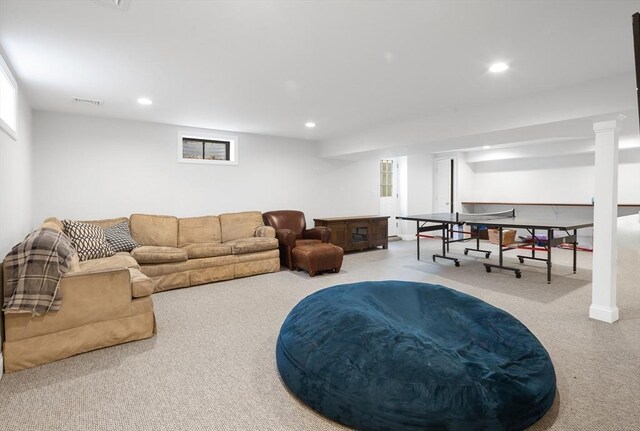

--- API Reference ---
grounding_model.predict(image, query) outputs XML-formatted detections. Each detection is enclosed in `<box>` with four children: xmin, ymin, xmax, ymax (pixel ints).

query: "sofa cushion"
<box><xmin>178</xmin><ymin>216</ymin><xmax>222</xmax><ymax>246</ymax></box>
<box><xmin>131</xmin><ymin>246</ymin><xmax>188</xmax><ymax>264</ymax></box>
<box><xmin>129</xmin><ymin>268</ymin><xmax>154</xmax><ymax>298</ymax></box>
<box><xmin>139</xmin><ymin>254</ymin><xmax>236</xmax><ymax>278</ymax></box>
<box><xmin>62</xmin><ymin>220</ymin><xmax>115</xmax><ymax>261</ymax></box>
<box><xmin>42</xmin><ymin>217</ymin><xmax>64</xmax><ymax>232</ymax></box>
<box><xmin>130</xmin><ymin>214</ymin><xmax>178</xmax><ymax>247</ymax></box>
<box><xmin>104</xmin><ymin>221</ymin><xmax>139</xmax><ymax>252</ymax></box>
<box><xmin>78</xmin><ymin>252</ymin><xmax>140</xmax><ymax>272</ymax></box>
<box><xmin>219</xmin><ymin>211</ymin><xmax>265</xmax><ymax>243</ymax></box>
<box><xmin>225</xmin><ymin>237</ymin><xmax>278</xmax><ymax>255</ymax></box>
<box><xmin>80</xmin><ymin>217</ymin><xmax>129</xmax><ymax>230</ymax></box>
<box><xmin>181</xmin><ymin>243</ymin><xmax>232</xmax><ymax>259</ymax></box>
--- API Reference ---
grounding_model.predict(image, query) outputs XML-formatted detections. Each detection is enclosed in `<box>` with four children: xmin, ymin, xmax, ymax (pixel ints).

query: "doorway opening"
<box><xmin>379</xmin><ymin>158</ymin><xmax>400</xmax><ymax>237</ymax></box>
<box><xmin>434</xmin><ymin>157</ymin><xmax>454</xmax><ymax>213</ymax></box>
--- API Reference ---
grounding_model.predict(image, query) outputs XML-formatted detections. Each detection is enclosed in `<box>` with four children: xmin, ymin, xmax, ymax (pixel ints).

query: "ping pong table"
<box><xmin>396</xmin><ymin>209</ymin><xmax>594</xmax><ymax>283</ymax></box>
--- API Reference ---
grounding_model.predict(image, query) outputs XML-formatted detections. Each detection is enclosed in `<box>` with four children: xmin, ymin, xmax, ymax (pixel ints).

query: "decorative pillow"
<box><xmin>104</xmin><ymin>221</ymin><xmax>139</xmax><ymax>252</ymax></box>
<box><xmin>62</xmin><ymin>220</ymin><xmax>115</xmax><ymax>261</ymax></box>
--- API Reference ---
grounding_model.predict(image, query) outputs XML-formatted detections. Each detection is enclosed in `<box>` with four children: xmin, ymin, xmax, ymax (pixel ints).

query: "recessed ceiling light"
<box><xmin>137</xmin><ymin>97</ymin><xmax>153</xmax><ymax>105</ymax></box>
<box><xmin>489</xmin><ymin>63</ymin><xmax>509</xmax><ymax>73</ymax></box>
<box><xmin>305</xmin><ymin>122</ymin><xmax>316</xmax><ymax>128</ymax></box>
<box><xmin>483</xmin><ymin>145</ymin><xmax>491</xmax><ymax>149</ymax></box>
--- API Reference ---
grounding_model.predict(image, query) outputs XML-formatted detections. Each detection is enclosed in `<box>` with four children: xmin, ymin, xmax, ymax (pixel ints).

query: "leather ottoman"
<box><xmin>292</xmin><ymin>243</ymin><xmax>344</xmax><ymax>277</ymax></box>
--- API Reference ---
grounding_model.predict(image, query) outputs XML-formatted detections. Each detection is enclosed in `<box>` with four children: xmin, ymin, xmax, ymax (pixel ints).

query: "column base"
<box><xmin>589</xmin><ymin>304</ymin><xmax>620</xmax><ymax>323</ymax></box>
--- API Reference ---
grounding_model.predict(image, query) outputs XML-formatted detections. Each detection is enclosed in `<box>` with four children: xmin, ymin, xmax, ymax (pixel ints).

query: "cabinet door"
<box><xmin>347</xmin><ymin>221</ymin><xmax>370</xmax><ymax>251</ymax></box>
<box><xmin>328</xmin><ymin>222</ymin><xmax>347</xmax><ymax>250</ymax></box>
<box><xmin>372</xmin><ymin>218</ymin><xmax>388</xmax><ymax>248</ymax></box>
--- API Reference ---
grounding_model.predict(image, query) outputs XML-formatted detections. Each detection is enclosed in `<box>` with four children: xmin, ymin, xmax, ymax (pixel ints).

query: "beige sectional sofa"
<box><xmin>2</xmin><ymin>219</ymin><xmax>156</xmax><ymax>373</ymax></box>
<box><xmin>2</xmin><ymin>211</ymin><xmax>280</xmax><ymax>372</ymax></box>
<box><xmin>128</xmin><ymin>211</ymin><xmax>280</xmax><ymax>292</ymax></box>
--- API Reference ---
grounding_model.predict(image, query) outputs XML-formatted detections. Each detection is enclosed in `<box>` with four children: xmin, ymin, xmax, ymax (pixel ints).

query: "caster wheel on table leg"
<box><xmin>485</xmin><ymin>266</ymin><xmax>491</xmax><ymax>273</ymax></box>
<box><xmin>518</xmin><ymin>257</ymin><xmax>524</xmax><ymax>264</ymax></box>
<box><xmin>515</xmin><ymin>272</ymin><xmax>522</xmax><ymax>279</ymax></box>
<box><xmin>455</xmin><ymin>261</ymin><xmax>460</xmax><ymax>267</ymax></box>
<box><xmin>432</xmin><ymin>256</ymin><xmax>436</xmax><ymax>262</ymax></box>
<box><xmin>463</xmin><ymin>250</ymin><xmax>469</xmax><ymax>256</ymax></box>
<box><xmin>485</xmin><ymin>253</ymin><xmax>491</xmax><ymax>259</ymax></box>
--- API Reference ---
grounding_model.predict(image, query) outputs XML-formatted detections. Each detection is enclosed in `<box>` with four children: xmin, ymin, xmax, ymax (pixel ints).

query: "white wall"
<box><xmin>464</xmin><ymin>147</ymin><xmax>640</xmax><ymax>204</ymax></box>
<box><xmin>0</xmin><ymin>63</ymin><xmax>32</xmax><ymax>379</ymax></box>
<box><xmin>0</xmin><ymin>87</ymin><xmax>32</xmax><ymax>258</ymax></box>
<box><xmin>398</xmin><ymin>153</ymin><xmax>433</xmax><ymax>239</ymax></box>
<box><xmin>456</xmin><ymin>152</ymin><xmax>475</xmax><ymax>209</ymax></box>
<box><xmin>452</xmin><ymin>143</ymin><xmax>639</xmax><ymax>246</ymax></box>
<box><xmin>32</xmin><ymin>111</ymin><xmax>380</xmax><ymax>225</ymax></box>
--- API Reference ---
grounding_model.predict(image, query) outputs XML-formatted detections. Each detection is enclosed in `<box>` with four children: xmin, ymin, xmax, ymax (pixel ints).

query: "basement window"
<box><xmin>178</xmin><ymin>132</ymin><xmax>238</xmax><ymax>165</ymax></box>
<box><xmin>0</xmin><ymin>54</ymin><xmax>17</xmax><ymax>140</ymax></box>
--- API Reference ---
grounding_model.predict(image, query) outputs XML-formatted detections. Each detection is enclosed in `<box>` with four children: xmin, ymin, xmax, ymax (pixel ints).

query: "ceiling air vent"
<box><xmin>94</xmin><ymin>0</ymin><xmax>130</xmax><ymax>11</ymax></box>
<box><xmin>72</xmin><ymin>97</ymin><xmax>103</xmax><ymax>106</ymax></box>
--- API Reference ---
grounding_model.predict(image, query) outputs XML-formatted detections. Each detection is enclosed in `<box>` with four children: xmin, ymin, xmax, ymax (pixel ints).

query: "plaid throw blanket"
<box><xmin>3</xmin><ymin>228</ymin><xmax>76</xmax><ymax>315</ymax></box>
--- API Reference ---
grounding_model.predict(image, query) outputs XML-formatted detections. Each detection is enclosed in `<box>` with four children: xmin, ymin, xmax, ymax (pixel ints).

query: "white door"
<box><xmin>379</xmin><ymin>158</ymin><xmax>398</xmax><ymax>236</ymax></box>
<box><xmin>435</xmin><ymin>158</ymin><xmax>453</xmax><ymax>213</ymax></box>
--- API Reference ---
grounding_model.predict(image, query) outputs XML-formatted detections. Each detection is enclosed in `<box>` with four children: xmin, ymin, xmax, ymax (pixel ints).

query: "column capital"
<box><xmin>593</xmin><ymin>114</ymin><xmax>626</xmax><ymax>133</ymax></box>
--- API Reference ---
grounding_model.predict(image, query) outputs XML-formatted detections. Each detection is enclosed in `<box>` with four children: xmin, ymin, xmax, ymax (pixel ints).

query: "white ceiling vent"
<box><xmin>72</xmin><ymin>97</ymin><xmax>103</xmax><ymax>106</ymax></box>
<box><xmin>94</xmin><ymin>0</ymin><xmax>130</xmax><ymax>11</ymax></box>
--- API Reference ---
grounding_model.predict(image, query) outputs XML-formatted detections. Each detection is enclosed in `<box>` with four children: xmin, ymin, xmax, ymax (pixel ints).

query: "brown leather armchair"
<box><xmin>262</xmin><ymin>210</ymin><xmax>331</xmax><ymax>270</ymax></box>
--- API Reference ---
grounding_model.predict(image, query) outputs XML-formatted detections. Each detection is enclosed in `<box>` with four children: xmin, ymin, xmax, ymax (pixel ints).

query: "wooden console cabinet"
<box><xmin>313</xmin><ymin>216</ymin><xmax>389</xmax><ymax>252</ymax></box>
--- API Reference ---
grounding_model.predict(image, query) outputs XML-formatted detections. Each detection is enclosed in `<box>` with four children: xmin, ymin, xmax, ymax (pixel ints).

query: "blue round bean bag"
<box><xmin>276</xmin><ymin>280</ymin><xmax>556</xmax><ymax>431</ymax></box>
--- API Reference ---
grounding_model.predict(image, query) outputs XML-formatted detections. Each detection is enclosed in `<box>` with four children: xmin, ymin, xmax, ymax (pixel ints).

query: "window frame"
<box><xmin>177</xmin><ymin>131</ymin><xmax>238</xmax><ymax>165</ymax></box>
<box><xmin>380</xmin><ymin>159</ymin><xmax>393</xmax><ymax>197</ymax></box>
<box><xmin>0</xmin><ymin>53</ymin><xmax>18</xmax><ymax>140</ymax></box>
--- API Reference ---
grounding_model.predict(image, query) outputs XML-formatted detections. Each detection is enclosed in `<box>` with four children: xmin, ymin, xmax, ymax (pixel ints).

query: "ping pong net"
<box><xmin>454</xmin><ymin>209</ymin><xmax>516</xmax><ymax>223</ymax></box>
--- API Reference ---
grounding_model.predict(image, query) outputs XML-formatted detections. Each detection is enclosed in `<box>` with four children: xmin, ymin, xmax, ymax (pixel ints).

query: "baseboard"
<box><xmin>0</xmin><ymin>353</ymin><xmax>3</xmax><ymax>380</ymax></box>
<box><xmin>589</xmin><ymin>304</ymin><xmax>620</xmax><ymax>323</ymax></box>
<box><xmin>398</xmin><ymin>234</ymin><xmax>416</xmax><ymax>241</ymax></box>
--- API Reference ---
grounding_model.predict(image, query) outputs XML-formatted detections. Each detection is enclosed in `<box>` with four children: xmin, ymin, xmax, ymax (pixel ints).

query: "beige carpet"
<box><xmin>0</xmin><ymin>239</ymin><xmax>638</xmax><ymax>431</ymax></box>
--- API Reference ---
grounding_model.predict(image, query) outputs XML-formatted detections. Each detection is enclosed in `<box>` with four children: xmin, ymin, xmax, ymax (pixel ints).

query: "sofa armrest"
<box><xmin>4</xmin><ymin>268</ymin><xmax>135</xmax><ymax>342</ymax></box>
<box><xmin>255</xmin><ymin>225</ymin><xmax>276</xmax><ymax>238</ymax></box>
<box><xmin>61</xmin><ymin>268</ymin><xmax>136</xmax><ymax>302</ymax></box>
<box><xmin>304</xmin><ymin>227</ymin><xmax>331</xmax><ymax>243</ymax></box>
<box><xmin>274</xmin><ymin>228</ymin><xmax>297</xmax><ymax>248</ymax></box>
<box><xmin>274</xmin><ymin>228</ymin><xmax>297</xmax><ymax>270</ymax></box>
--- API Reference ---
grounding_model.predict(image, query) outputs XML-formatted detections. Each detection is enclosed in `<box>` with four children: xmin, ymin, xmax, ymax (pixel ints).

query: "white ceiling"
<box><xmin>0</xmin><ymin>0</ymin><xmax>637</xmax><ymax>141</ymax></box>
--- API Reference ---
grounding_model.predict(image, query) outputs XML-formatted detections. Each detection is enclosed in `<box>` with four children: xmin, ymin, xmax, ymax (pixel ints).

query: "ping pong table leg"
<box><xmin>463</xmin><ymin>226</ymin><xmax>492</xmax><ymax>258</ymax></box>
<box><xmin>446</xmin><ymin>225</ymin><xmax>450</xmax><ymax>253</ymax></box>
<box><xmin>483</xmin><ymin>225</ymin><xmax>521</xmax><ymax>279</ymax></box>
<box><xmin>547</xmin><ymin>229</ymin><xmax>553</xmax><ymax>284</ymax></box>
<box><xmin>532</xmin><ymin>228</ymin><xmax>536</xmax><ymax>259</ymax></box>
<box><xmin>573</xmin><ymin>229</ymin><xmax>577</xmax><ymax>273</ymax></box>
<box><xmin>517</xmin><ymin>228</ymin><xmax>554</xmax><ymax>270</ymax></box>
<box><xmin>416</xmin><ymin>221</ymin><xmax>420</xmax><ymax>261</ymax></box>
<box><xmin>432</xmin><ymin>223</ymin><xmax>460</xmax><ymax>266</ymax></box>
<box><xmin>499</xmin><ymin>227</ymin><xmax>503</xmax><ymax>267</ymax></box>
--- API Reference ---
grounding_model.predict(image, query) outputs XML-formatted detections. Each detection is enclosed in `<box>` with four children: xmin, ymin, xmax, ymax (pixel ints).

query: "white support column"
<box><xmin>589</xmin><ymin>117</ymin><xmax>623</xmax><ymax>323</ymax></box>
